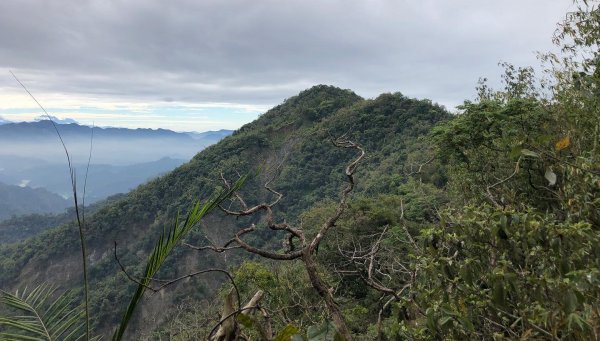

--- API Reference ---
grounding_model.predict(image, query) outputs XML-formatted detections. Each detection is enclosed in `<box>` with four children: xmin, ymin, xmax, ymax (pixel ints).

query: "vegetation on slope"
<box><xmin>153</xmin><ymin>2</ymin><xmax>600</xmax><ymax>340</ymax></box>
<box><xmin>0</xmin><ymin>85</ymin><xmax>449</xmax><ymax>338</ymax></box>
<box><xmin>2</xmin><ymin>1</ymin><xmax>600</xmax><ymax>340</ymax></box>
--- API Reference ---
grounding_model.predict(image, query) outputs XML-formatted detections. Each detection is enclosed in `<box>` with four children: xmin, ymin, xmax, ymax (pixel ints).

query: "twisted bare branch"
<box><xmin>198</xmin><ymin>136</ymin><xmax>366</xmax><ymax>340</ymax></box>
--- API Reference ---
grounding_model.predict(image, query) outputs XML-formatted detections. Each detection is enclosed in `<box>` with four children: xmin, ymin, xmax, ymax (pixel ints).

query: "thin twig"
<box><xmin>114</xmin><ymin>242</ymin><xmax>241</xmax><ymax>310</ymax></box>
<box><xmin>485</xmin><ymin>156</ymin><xmax>522</xmax><ymax>207</ymax></box>
<box><xmin>404</xmin><ymin>156</ymin><xmax>434</xmax><ymax>177</ymax></box>
<box><xmin>82</xmin><ymin>123</ymin><xmax>95</xmax><ymax>224</ymax></box>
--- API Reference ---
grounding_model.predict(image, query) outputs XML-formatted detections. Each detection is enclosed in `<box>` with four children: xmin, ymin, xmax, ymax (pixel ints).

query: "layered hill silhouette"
<box><xmin>0</xmin><ymin>85</ymin><xmax>450</xmax><ymax>337</ymax></box>
<box><xmin>0</xmin><ymin>121</ymin><xmax>233</xmax><ymax>205</ymax></box>
<box><xmin>0</xmin><ymin>120</ymin><xmax>233</xmax><ymax>164</ymax></box>
<box><xmin>0</xmin><ymin>194</ymin><xmax>124</xmax><ymax>245</ymax></box>
<box><xmin>0</xmin><ymin>181</ymin><xmax>70</xmax><ymax>220</ymax></box>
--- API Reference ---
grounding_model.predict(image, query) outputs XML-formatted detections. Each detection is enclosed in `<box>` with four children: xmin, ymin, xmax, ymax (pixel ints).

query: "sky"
<box><xmin>0</xmin><ymin>0</ymin><xmax>573</xmax><ymax>132</ymax></box>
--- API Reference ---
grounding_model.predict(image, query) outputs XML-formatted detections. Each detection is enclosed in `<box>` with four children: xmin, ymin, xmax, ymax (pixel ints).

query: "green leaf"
<box><xmin>439</xmin><ymin>315</ymin><xmax>454</xmax><ymax>327</ymax></box>
<box><xmin>333</xmin><ymin>332</ymin><xmax>345</xmax><ymax>341</ymax></box>
<box><xmin>273</xmin><ymin>324</ymin><xmax>301</xmax><ymax>341</ymax></box>
<box><xmin>290</xmin><ymin>335</ymin><xmax>306</xmax><ymax>341</ymax></box>
<box><xmin>236</xmin><ymin>313</ymin><xmax>255</xmax><ymax>328</ymax></box>
<box><xmin>0</xmin><ymin>284</ymin><xmax>89</xmax><ymax>341</ymax></box>
<box><xmin>563</xmin><ymin>290</ymin><xmax>579</xmax><ymax>313</ymax></box>
<box><xmin>509</xmin><ymin>145</ymin><xmax>523</xmax><ymax>158</ymax></box>
<box><xmin>567</xmin><ymin>312</ymin><xmax>588</xmax><ymax>331</ymax></box>
<box><xmin>492</xmin><ymin>281</ymin><xmax>505</xmax><ymax>305</ymax></box>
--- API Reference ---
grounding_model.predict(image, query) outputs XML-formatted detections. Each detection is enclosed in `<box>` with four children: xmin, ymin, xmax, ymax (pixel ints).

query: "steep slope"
<box><xmin>0</xmin><ymin>181</ymin><xmax>70</xmax><ymax>220</ymax></box>
<box><xmin>0</xmin><ymin>85</ymin><xmax>450</xmax><ymax>338</ymax></box>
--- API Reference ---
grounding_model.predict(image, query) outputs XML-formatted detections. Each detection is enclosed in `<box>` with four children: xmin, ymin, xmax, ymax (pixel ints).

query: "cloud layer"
<box><xmin>0</xmin><ymin>0</ymin><xmax>572</xmax><ymax>130</ymax></box>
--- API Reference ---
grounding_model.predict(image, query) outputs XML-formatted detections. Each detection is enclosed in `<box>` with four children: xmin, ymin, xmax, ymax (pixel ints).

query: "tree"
<box><xmin>183</xmin><ymin>136</ymin><xmax>364</xmax><ymax>340</ymax></box>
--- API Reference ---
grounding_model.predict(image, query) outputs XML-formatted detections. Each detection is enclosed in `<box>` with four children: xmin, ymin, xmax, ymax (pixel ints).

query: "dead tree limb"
<box><xmin>210</xmin><ymin>290</ymin><xmax>268</xmax><ymax>341</ymax></box>
<box><xmin>485</xmin><ymin>156</ymin><xmax>522</xmax><ymax>207</ymax></box>
<box><xmin>334</xmin><ymin>209</ymin><xmax>421</xmax><ymax>340</ymax></box>
<box><xmin>190</xmin><ymin>136</ymin><xmax>365</xmax><ymax>340</ymax></box>
<box><xmin>403</xmin><ymin>156</ymin><xmax>434</xmax><ymax>177</ymax></box>
<box><xmin>114</xmin><ymin>242</ymin><xmax>241</xmax><ymax>310</ymax></box>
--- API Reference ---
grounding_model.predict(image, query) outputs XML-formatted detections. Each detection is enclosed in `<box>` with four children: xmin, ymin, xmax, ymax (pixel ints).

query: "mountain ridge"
<box><xmin>0</xmin><ymin>181</ymin><xmax>70</xmax><ymax>220</ymax></box>
<box><xmin>0</xmin><ymin>85</ymin><xmax>450</xmax><ymax>337</ymax></box>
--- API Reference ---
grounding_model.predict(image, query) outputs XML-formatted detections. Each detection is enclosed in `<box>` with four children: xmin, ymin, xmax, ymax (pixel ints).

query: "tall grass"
<box><xmin>10</xmin><ymin>71</ymin><xmax>93</xmax><ymax>340</ymax></box>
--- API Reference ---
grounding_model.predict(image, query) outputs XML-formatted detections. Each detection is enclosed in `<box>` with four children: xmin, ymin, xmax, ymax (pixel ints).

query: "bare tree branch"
<box><xmin>485</xmin><ymin>156</ymin><xmax>522</xmax><ymax>207</ymax></box>
<box><xmin>308</xmin><ymin>138</ymin><xmax>365</xmax><ymax>253</ymax></box>
<box><xmin>114</xmin><ymin>242</ymin><xmax>241</xmax><ymax>310</ymax></box>
<box><xmin>210</xmin><ymin>290</ymin><xmax>268</xmax><ymax>340</ymax></box>
<box><xmin>403</xmin><ymin>156</ymin><xmax>434</xmax><ymax>177</ymax></box>
<box><xmin>202</xmin><ymin>136</ymin><xmax>365</xmax><ymax>340</ymax></box>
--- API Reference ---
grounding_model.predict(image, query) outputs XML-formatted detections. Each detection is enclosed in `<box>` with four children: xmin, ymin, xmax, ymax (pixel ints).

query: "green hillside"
<box><xmin>1</xmin><ymin>5</ymin><xmax>599</xmax><ymax>338</ymax></box>
<box><xmin>0</xmin><ymin>85</ymin><xmax>451</xmax><ymax>338</ymax></box>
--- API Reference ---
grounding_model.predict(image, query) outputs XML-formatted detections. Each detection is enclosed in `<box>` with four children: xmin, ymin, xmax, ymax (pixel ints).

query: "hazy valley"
<box><xmin>0</xmin><ymin>120</ymin><xmax>232</xmax><ymax>216</ymax></box>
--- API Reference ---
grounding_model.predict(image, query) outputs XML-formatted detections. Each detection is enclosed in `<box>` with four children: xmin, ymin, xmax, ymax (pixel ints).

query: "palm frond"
<box><xmin>0</xmin><ymin>284</ymin><xmax>95</xmax><ymax>341</ymax></box>
<box><xmin>112</xmin><ymin>175</ymin><xmax>247</xmax><ymax>341</ymax></box>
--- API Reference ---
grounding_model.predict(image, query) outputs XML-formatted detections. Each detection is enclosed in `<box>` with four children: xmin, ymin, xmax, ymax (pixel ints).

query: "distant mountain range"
<box><xmin>186</xmin><ymin>129</ymin><xmax>233</xmax><ymax>141</ymax></box>
<box><xmin>0</xmin><ymin>119</ymin><xmax>233</xmax><ymax>163</ymax></box>
<box><xmin>0</xmin><ymin>181</ymin><xmax>70</xmax><ymax>220</ymax></box>
<box><xmin>0</xmin><ymin>156</ymin><xmax>188</xmax><ymax>202</ymax></box>
<box><xmin>0</xmin><ymin>120</ymin><xmax>233</xmax><ymax>212</ymax></box>
<box><xmin>0</xmin><ymin>120</ymin><xmax>233</xmax><ymax>163</ymax></box>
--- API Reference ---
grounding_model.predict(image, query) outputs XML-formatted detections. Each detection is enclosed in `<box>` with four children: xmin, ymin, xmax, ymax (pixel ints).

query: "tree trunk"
<box><xmin>303</xmin><ymin>250</ymin><xmax>353</xmax><ymax>340</ymax></box>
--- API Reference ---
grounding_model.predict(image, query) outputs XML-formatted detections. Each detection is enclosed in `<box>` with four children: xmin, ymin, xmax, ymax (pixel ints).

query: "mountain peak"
<box><xmin>236</xmin><ymin>85</ymin><xmax>363</xmax><ymax>136</ymax></box>
<box><xmin>34</xmin><ymin>115</ymin><xmax>79</xmax><ymax>124</ymax></box>
<box><xmin>295</xmin><ymin>84</ymin><xmax>359</xmax><ymax>100</ymax></box>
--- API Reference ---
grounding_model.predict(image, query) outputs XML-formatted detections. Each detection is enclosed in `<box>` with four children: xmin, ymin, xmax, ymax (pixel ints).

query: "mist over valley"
<box><xmin>0</xmin><ymin>119</ymin><xmax>232</xmax><ymax>216</ymax></box>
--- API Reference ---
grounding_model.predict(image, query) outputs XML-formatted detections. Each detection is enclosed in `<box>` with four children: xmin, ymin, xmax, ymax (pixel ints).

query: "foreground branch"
<box><xmin>198</xmin><ymin>136</ymin><xmax>365</xmax><ymax>340</ymax></box>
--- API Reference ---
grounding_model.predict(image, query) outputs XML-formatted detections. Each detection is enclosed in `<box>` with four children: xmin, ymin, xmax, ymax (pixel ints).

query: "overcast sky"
<box><xmin>0</xmin><ymin>0</ymin><xmax>572</xmax><ymax>132</ymax></box>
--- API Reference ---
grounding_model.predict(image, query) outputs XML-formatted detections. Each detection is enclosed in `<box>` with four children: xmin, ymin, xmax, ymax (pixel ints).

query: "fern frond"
<box><xmin>0</xmin><ymin>284</ymin><xmax>89</xmax><ymax>341</ymax></box>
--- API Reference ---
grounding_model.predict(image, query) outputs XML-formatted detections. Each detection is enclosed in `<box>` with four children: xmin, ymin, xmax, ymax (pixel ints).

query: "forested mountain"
<box><xmin>0</xmin><ymin>85</ymin><xmax>451</xmax><ymax>338</ymax></box>
<box><xmin>1</xmin><ymin>3</ymin><xmax>599</xmax><ymax>340</ymax></box>
<box><xmin>0</xmin><ymin>181</ymin><xmax>69</xmax><ymax>220</ymax></box>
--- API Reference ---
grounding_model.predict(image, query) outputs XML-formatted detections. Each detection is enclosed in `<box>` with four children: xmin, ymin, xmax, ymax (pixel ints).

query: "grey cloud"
<box><xmin>0</xmin><ymin>0</ymin><xmax>572</xmax><ymax>108</ymax></box>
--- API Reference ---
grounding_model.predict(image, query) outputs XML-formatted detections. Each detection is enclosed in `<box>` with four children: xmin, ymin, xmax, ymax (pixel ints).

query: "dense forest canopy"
<box><xmin>1</xmin><ymin>1</ymin><xmax>599</xmax><ymax>340</ymax></box>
